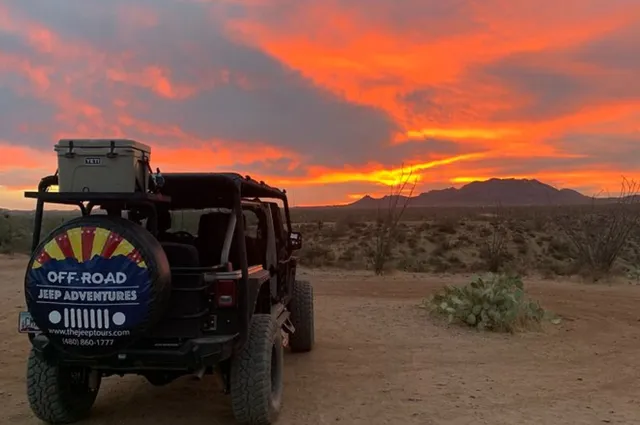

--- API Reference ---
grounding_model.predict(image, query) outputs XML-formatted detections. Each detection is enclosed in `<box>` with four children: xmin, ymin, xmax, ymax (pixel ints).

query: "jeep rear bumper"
<box><xmin>30</xmin><ymin>333</ymin><xmax>238</xmax><ymax>372</ymax></box>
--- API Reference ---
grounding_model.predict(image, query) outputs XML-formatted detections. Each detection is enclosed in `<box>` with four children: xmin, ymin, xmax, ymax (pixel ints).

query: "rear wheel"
<box><xmin>289</xmin><ymin>280</ymin><xmax>314</xmax><ymax>352</ymax></box>
<box><xmin>230</xmin><ymin>314</ymin><xmax>283</xmax><ymax>425</ymax></box>
<box><xmin>26</xmin><ymin>349</ymin><xmax>101</xmax><ymax>424</ymax></box>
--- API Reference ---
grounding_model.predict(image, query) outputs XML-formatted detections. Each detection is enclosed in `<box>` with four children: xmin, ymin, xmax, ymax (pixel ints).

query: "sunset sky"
<box><xmin>0</xmin><ymin>0</ymin><xmax>639</xmax><ymax>208</ymax></box>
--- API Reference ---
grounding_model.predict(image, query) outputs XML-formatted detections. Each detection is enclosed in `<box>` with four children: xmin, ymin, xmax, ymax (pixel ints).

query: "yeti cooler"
<box><xmin>54</xmin><ymin>139</ymin><xmax>151</xmax><ymax>193</ymax></box>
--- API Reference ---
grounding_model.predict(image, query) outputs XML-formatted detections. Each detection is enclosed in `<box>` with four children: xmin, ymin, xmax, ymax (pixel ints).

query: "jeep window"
<box><xmin>243</xmin><ymin>209</ymin><xmax>263</xmax><ymax>266</ymax></box>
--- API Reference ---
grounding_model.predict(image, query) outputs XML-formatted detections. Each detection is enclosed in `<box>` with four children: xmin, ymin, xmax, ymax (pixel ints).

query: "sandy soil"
<box><xmin>2</xmin><ymin>256</ymin><xmax>640</xmax><ymax>425</ymax></box>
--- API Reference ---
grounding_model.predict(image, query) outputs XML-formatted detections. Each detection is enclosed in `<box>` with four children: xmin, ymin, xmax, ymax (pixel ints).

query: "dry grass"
<box><xmin>292</xmin><ymin>203</ymin><xmax>640</xmax><ymax>279</ymax></box>
<box><xmin>3</xmin><ymin>203</ymin><xmax>640</xmax><ymax>280</ymax></box>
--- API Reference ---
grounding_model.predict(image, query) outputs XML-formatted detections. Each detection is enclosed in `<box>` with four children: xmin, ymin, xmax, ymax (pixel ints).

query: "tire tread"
<box><xmin>230</xmin><ymin>314</ymin><xmax>280</xmax><ymax>425</ymax></box>
<box><xmin>289</xmin><ymin>280</ymin><xmax>314</xmax><ymax>352</ymax></box>
<box><xmin>26</xmin><ymin>350</ymin><xmax>99</xmax><ymax>424</ymax></box>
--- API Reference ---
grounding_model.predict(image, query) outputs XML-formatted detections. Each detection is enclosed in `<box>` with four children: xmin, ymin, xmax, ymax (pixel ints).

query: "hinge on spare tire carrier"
<box><xmin>271</xmin><ymin>304</ymin><xmax>295</xmax><ymax>348</ymax></box>
<box><xmin>271</xmin><ymin>303</ymin><xmax>291</xmax><ymax>328</ymax></box>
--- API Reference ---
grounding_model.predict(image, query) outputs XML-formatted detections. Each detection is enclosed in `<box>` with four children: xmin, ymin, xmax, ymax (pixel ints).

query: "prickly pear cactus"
<box><xmin>426</xmin><ymin>273</ymin><xmax>545</xmax><ymax>332</ymax></box>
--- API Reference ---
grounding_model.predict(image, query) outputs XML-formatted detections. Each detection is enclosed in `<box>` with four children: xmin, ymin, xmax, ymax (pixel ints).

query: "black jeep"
<box><xmin>19</xmin><ymin>171</ymin><xmax>314</xmax><ymax>425</ymax></box>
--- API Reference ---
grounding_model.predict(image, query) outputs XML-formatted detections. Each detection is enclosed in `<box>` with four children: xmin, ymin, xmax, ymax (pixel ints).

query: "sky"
<box><xmin>0</xmin><ymin>0</ymin><xmax>639</xmax><ymax>208</ymax></box>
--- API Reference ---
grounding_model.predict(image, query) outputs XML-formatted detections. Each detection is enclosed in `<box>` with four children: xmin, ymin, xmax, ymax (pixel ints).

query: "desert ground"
<box><xmin>2</xmin><ymin>255</ymin><xmax>640</xmax><ymax>424</ymax></box>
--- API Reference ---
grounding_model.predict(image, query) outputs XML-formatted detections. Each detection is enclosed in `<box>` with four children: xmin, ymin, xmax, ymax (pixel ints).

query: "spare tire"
<box><xmin>24</xmin><ymin>215</ymin><xmax>171</xmax><ymax>359</ymax></box>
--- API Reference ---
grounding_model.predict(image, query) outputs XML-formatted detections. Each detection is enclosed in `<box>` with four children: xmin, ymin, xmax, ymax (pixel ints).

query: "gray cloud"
<box><xmin>397</xmin><ymin>83</ymin><xmax>492</xmax><ymax>125</ymax></box>
<box><xmin>450</xmin><ymin>131</ymin><xmax>640</xmax><ymax>176</ymax></box>
<box><xmin>219</xmin><ymin>157</ymin><xmax>309</xmax><ymax>181</ymax></box>
<box><xmin>1</xmin><ymin>0</ymin><xmax>399</xmax><ymax>166</ymax></box>
<box><xmin>551</xmin><ymin>132</ymin><xmax>640</xmax><ymax>169</ymax></box>
<box><xmin>480</xmin><ymin>59</ymin><xmax>587</xmax><ymax>121</ymax></box>
<box><xmin>0</xmin><ymin>30</ymin><xmax>31</xmax><ymax>56</ymax></box>
<box><xmin>574</xmin><ymin>24</ymin><xmax>640</xmax><ymax>72</ymax></box>
<box><xmin>342</xmin><ymin>0</ymin><xmax>482</xmax><ymax>38</ymax></box>
<box><xmin>400</xmin><ymin>87</ymin><xmax>443</xmax><ymax>117</ymax></box>
<box><xmin>470</xmin><ymin>22</ymin><xmax>640</xmax><ymax>122</ymax></box>
<box><xmin>0</xmin><ymin>87</ymin><xmax>58</xmax><ymax>147</ymax></box>
<box><xmin>398</xmin><ymin>21</ymin><xmax>640</xmax><ymax>125</ymax></box>
<box><xmin>216</xmin><ymin>0</ymin><xmax>483</xmax><ymax>41</ymax></box>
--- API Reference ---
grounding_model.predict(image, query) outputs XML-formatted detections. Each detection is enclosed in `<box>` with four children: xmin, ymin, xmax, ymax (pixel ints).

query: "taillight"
<box><xmin>216</xmin><ymin>280</ymin><xmax>236</xmax><ymax>307</ymax></box>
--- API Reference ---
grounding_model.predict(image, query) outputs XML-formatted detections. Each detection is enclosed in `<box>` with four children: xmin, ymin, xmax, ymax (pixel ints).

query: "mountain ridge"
<box><xmin>344</xmin><ymin>178</ymin><xmax>609</xmax><ymax>208</ymax></box>
<box><xmin>0</xmin><ymin>178</ymin><xmax>629</xmax><ymax>211</ymax></box>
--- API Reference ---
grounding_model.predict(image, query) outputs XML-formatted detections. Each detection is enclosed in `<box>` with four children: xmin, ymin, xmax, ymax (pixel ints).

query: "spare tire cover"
<box><xmin>25</xmin><ymin>215</ymin><xmax>171</xmax><ymax>358</ymax></box>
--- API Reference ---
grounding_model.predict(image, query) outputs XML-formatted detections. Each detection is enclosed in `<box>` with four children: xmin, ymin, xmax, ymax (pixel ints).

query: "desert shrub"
<box><xmin>538</xmin><ymin>257</ymin><xmax>575</xmax><ymax>277</ymax></box>
<box><xmin>369</xmin><ymin>165</ymin><xmax>417</xmax><ymax>275</ymax></box>
<box><xmin>626</xmin><ymin>266</ymin><xmax>640</xmax><ymax>284</ymax></box>
<box><xmin>0</xmin><ymin>215</ymin><xmax>13</xmax><ymax>252</ymax></box>
<box><xmin>557</xmin><ymin>178</ymin><xmax>640</xmax><ymax>281</ymax></box>
<box><xmin>512</xmin><ymin>232</ymin><xmax>526</xmax><ymax>245</ymax></box>
<box><xmin>478</xmin><ymin>227</ymin><xmax>492</xmax><ymax>238</ymax></box>
<box><xmin>547</xmin><ymin>236</ymin><xmax>573</xmax><ymax>260</ymax></box>
<box><xmin>479</xmin><ymin>241</ymin><xmax>511</xmax><ymax>272</ymax></box>
<box><xmin>395</xmin><ymin>225</ymin><xmax>408</xmax><ymax>244</ymax></box>
<box><xmin>396</xmin><ymin>256</ymin><xmax>428</xmax><ymax>273</ymax></box>
<box><xmin>426</xmin><ymin>255</ymin><xmax>450</xmax><ymax>273</ymax></box>
<box><xmin>436</xmin><ymin>220</ymin><xmax>458</xmax><ymax>235</ymax></box>
<box><xmin>531</xmin><ymin>212</ymin><xmax>547</xmax><ymax>231</ymax></box>
<box><xmin>446</xmin><ymin>254</ymin><xmax>465</xmax><ymax>271</ymax></box>
<box><xmin>425</xmin><ymin>233</ymin><xmax>439</xmax><ymax>243</ymax></box>
<box><xmin>425</xmin><ymin>274</ymin><xmax>545</xmax><ymax>332</ymax></box>
<box><xmin>432</xmin><ymin>238</ymin><xmax>451</xmax><ymax>256</ymax></box>
<box><xmin>298</xmin><ymin>243</ymin><xmax>335</xmax><ymax>267</ymax></box>
<box><xmin>418</xmin><ymin>221</ymin><xmax>431</xmax><ymax>233</ymax></box>
<box><xmin>0</xmin><ymin>214</ymin><xmax>35</xmax><ymax>253</ymax></box>
<box><xmin>338</xmin><ymin>245</ymin><xmax>357</xmax><ymax>263</ymax></box>
<box><xmin>516</xmin><ymin>242</ymin><xmax>529</xmax><ymax>256</ymax></box>
<box><xmin>411</xmin><ymin>244</ymin><xmax>427</xmax><ymax>256</ymax></box>
<box><xmin>479</xmin><ymin>206</ymin><xmax>510</xmax><ymax>272</ymax></box>
<box><xmin>332</xmin><ymin>216</ymin><xmax>354</xmax><ymax>237</ymax></box>
<box><xmin>407</xmin><ymin>235</ymin><xmax>419</xmax><ymax>249</ymax></box>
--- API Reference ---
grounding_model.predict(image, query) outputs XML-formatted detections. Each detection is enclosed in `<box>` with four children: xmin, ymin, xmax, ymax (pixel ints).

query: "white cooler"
<box><xmin>54</xmin><ymin>139</ymin><xmax>151</xmax><ymax>193</ymax></box>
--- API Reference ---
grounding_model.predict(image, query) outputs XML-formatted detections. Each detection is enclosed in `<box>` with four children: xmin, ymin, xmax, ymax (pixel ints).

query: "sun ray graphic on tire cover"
<box><xmin>81</xmin><ymin>227</ymin><xmax>96</xmax><ymax>262</ymax></box>
<box><xmin>67</xmin><ymin>227</ymin><xmax>83</xmax><ymax>261</ymax></box>
<box><xmin>55</xmin><ymin>231</ymin><xmax>75</xmax><ymax>259</ymax></box>
<box><xmin>31</xmin><ymin>226</ymin><xmax>148</xmax><ymax>269</ymax></box>
<box><xmin>101</xmin><ymin>231</ymin><xmax>124</xmax><ymax>258</ymax></box>
<box><xmin>126</xmin><ymin>249</ymin><xmax>147</xmax><ymax>268</ymax></box>
<box><xmin>31</xmin><ymin>250</ymin><xmax>51</xmax><ymax>269</ymax></box>
<box><xmin>91</xmin><ymin>227</ymin><xmax>111</xmax><ymax>259</ymax></box>
<box><xmin>111</xmin><ymin>237</ymin><xmax>135</xmax><ymax>259</ymax></box>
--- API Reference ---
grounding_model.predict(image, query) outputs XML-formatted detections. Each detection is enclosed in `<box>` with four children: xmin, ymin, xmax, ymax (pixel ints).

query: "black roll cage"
<box><xmin>24</xmin><ymin>172</ymin><xmax>295</xmax><ymax>348</ymax></box>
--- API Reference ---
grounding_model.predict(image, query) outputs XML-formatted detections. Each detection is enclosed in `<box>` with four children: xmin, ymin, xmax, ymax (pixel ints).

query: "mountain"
<box><xmin>347</xmin><ymin>178</ymin><xmax>593</xmax><ymax>208</ymax></box>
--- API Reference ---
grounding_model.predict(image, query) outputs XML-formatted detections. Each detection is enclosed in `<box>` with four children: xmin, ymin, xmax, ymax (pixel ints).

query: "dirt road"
<box><xmin>2</xmin><ymin>256</ymin><xmax>640</xmax><ymax>424</ymax></box>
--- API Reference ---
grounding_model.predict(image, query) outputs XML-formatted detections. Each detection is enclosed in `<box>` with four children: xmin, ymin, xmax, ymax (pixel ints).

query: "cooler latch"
<box><xmin>64</xmin><ymin>141</ymin><xmax>75</xmax><ymax>158</ymax></box>
<box><xmin>106</xmin><ymin>140</ymin><xmax>118</xmax><ymax>158</ymax></box>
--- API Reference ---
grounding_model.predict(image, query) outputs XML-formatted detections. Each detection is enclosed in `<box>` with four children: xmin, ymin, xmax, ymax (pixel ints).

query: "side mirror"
<box><xmin>289</xmin><ymin>231</ymin><xmax>302</xmax><ymax>250</ymax></box>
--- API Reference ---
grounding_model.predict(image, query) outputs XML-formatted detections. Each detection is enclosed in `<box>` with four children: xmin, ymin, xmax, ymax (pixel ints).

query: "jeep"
<box><xmin>19</xmin><ymin>139</ymin><xmax>314</xmax><ymax>425</ymax></box>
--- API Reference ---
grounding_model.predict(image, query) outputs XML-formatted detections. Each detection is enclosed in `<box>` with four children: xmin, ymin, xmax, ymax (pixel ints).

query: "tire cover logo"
<box><xmin>25</xmin><ymin>226</ymin><xmax>151</xmax><ymax>347</ymax></box>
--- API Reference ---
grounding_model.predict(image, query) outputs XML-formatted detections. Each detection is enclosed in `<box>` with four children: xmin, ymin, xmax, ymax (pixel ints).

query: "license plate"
<box><xmin>18</xmin><ymin>312</ymin><xmax>40</xmax><ymax>334</ymax></box>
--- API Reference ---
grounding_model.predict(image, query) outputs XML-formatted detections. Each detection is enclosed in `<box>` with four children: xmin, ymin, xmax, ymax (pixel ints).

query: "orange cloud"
<box><xmin>107</xmin><ymin>67</ymin><xmax>197</xmax><ymax>100</ymax></box>
<box><xmin>152</xmin><ymin>144</ymin><xmax>299</xmax><ymax>171</ymax></box>
<box><xmin>0</xmin><ymin>144</ymin><xmax>54</xmax><ymax>171</ymax></box>
<box><xmin>275</xmin><ymin>153</ymin><xmax>487</xmax><ymax>186</ymax></box>
<box><xmin>406</xmin><ymin>128</ymin><xmax>520</xmax><ymax>141</ymax></box>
